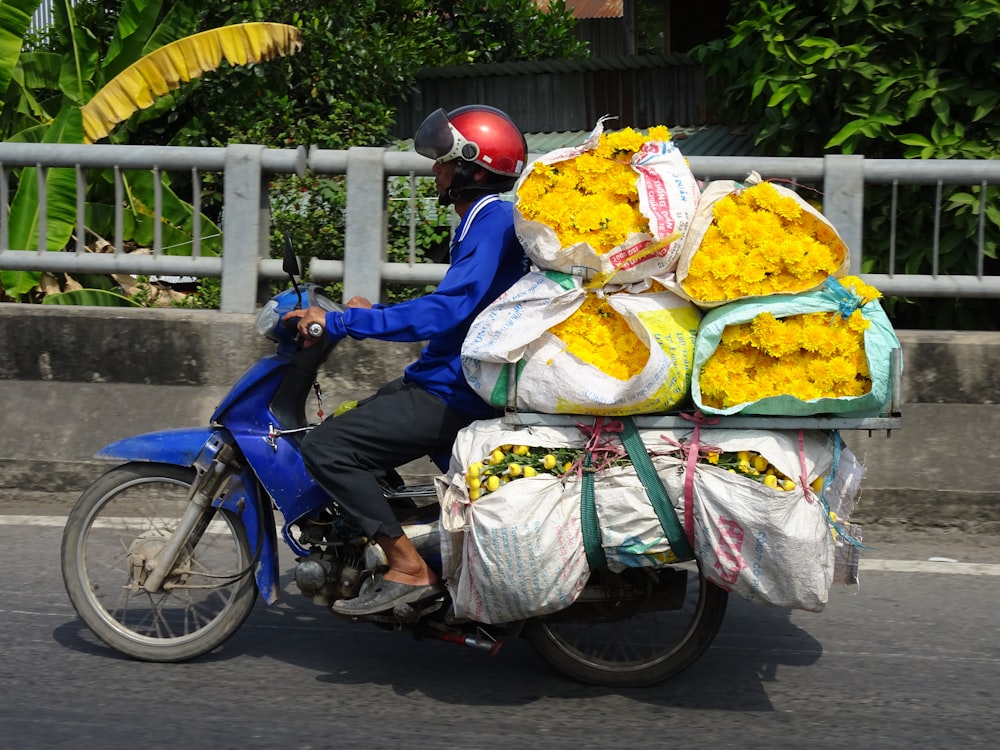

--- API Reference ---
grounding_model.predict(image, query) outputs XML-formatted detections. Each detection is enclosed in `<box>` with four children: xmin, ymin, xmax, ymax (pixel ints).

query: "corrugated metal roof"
<box><xmin>535</xmin><ymin>0</ymin><xmax>623</xmax><ymax>18</ymax></box>
<box><xmin>414</xmin><ymin>53</ymin><xmax>697</xmax><ymax>79</ymax></box>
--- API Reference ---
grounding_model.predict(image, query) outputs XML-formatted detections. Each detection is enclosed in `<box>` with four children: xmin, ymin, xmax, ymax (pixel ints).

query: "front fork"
<box><xmin>140</xmin><ymin>438</ymin><xmax>245</xmax><ymax>594</ymax></box>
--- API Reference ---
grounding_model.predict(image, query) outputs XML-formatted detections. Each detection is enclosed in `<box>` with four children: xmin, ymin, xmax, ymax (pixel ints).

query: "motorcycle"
<box><xmin>60</xmin><ymin>248</ymin><xmax>728</xmax><ymax>688</ymax></box>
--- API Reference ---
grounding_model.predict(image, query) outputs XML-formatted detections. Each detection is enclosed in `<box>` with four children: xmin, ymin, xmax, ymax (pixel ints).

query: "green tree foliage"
<box><xmin>164</xmin><ymin>0</ymin><xmax>587</xmax><ymax>305</ymax></box>
<box><xmin>3</xmin><ymin>0</ymin><xmax>584</xmax><ymax>306</ymax></box>
<box><xmin>138</xmin><ymin>0</ymin><xmax>588</xmax><ymax>149</ymax></box>
<box><xmin>692</xmin><ymin>0</ymin><xmax>1000</xmax><ymax>328</ymax></box>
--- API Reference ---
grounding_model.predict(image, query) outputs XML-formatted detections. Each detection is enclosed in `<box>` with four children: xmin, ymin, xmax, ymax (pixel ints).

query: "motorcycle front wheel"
<box><xmin>523</xmin><ymin>562</ymin><xmax>728</xmax><ymax>688</ymax></box>
<box><xmin>61</xmin><ymin>462</ymin><xmax>258</xmax><ymax>662</ymax></box>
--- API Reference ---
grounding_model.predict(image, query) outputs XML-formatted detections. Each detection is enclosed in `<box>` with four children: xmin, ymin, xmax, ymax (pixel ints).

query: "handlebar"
<box><xmin>306</xmin><ymin>322</ymin><xmax>324</xmax><ymax>339</ymax></box>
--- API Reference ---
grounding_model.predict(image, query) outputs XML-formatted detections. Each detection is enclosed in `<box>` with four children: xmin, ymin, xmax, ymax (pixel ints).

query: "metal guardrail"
<box><xmin>1</xmin><ymin>142</ymin><xmax>999</xmax><ymax>313</ymax></box>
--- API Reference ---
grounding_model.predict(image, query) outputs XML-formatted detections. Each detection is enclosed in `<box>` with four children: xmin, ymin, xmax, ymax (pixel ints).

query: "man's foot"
<box><xmin>332</xmin><ymin>575</ymin><xmax>444</xmax><ymax>617</ymax></box>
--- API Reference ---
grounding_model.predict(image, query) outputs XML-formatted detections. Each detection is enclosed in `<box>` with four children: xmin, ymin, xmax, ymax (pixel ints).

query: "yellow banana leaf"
<box><xmin>81</xmin><ymin>22</ymin><xmax>303</xmax><ymax>143</ymax></box>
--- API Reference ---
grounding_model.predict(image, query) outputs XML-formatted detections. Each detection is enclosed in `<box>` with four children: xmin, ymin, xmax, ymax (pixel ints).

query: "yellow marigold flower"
<box><xmin>548</xmin><ymin>293</ymin><xmax>650</xmax><ymax>380</ymax></box>
<box><xmin>763</xmin><ymin>474</ymin><xmax>779</xmax><ymax>489</ymax></box>
<box><xmin>839</xmin><ymin>275</ymin><xmax>882</xmax><ymax>305</ymax></box>
<box><xmin>683</xmin><ymin>182</ymin><xmax>847</xmax><ymax>302</ymax></box>
<box><xmin>542</xmin><ymin>454</ymin><xmax>557</xmax><ymax>470</ymax></box>
<box><xmin>486</xmin><ymin>475</ymin><xmax>501</xmax><ymax>492</ymax></box>
<box><xmin>507</xmin><ymin>463</ymin><xmax>522</xmax><ymax>478</ymax></box>
<box><xmin>523</xmin><ymin>466</ymin><xmax>537</xmax><ymax>478</ymax></box>
<box><xmin>517</xmin><ymin>127</ymin><xmax>672</xmax><ymax>254</ymax></box>
<box><xmin>700</xmin><ymin>306</ymin><xmax>875</xmax><ymax>408</ymax></box>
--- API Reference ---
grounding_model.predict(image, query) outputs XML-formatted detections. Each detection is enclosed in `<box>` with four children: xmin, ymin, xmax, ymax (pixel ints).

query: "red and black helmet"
<box><xmin>414</xmin><ymin>104</ymin><xmax>527</xmax><ymax>178</ymax></box>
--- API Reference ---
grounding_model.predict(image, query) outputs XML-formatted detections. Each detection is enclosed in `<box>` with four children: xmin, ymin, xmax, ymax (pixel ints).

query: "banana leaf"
<box><xmin>1</xmin><ymin>107</ymin><xmax>84</xmax><ymax>297</ymax></box>
<box><xmin>0</xmin><ymin>0</ymin><xmax>41</xmax><ymax>96</ymax></box>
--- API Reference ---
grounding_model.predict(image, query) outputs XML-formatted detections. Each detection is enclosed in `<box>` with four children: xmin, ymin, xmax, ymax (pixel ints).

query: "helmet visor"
<box><xmin>414</xmin><ymin>108</ymin><xmax>479</xmax><ymax>163</ymax></box>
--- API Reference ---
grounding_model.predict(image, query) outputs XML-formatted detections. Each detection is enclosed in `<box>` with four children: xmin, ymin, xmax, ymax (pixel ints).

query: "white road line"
<box><xmin>1</xmin><ymin>515</ymin><xmax>68</xmax><ymax>527</ymax></box>
<box><xmin>859</xmin><ymin>559</ymin><xmax>1000</xmax><ymax>576</ymax></box>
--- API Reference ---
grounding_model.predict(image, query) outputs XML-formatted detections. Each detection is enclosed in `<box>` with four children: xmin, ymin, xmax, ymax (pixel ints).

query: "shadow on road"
<box><xmin>51</xmin><ymin>568</ymin><xmax>823</xmax><ymax>712</ymax></box>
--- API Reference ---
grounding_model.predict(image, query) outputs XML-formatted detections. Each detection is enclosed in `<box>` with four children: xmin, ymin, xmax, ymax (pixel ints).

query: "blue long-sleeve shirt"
<box><xmin>324</xmin><ymin>194</ymin><xmax>527</xmax><ymax>416</ymax></box>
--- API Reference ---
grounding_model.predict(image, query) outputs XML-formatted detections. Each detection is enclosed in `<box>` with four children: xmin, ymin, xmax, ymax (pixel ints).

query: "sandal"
<box><xmin>332</xmin><ymin>574</ymin><xmax>443</xmax><ymax>617</ymax></box>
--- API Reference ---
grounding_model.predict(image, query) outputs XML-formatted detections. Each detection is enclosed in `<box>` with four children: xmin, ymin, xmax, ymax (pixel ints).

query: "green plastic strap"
<box><xmin>620</xmin><ymin>417</ymin><xmax>695</xmax><ymax>562</ymax></box>
<box><xmin>579</xmin><ymin>453</ymin><xmax>607</xmax><ymax>570</ymax></box>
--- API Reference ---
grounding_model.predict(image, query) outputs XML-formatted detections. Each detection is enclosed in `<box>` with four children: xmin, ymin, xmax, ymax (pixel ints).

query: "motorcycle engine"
<box><xmin>294</xmin><ymin>551</ymin><xmax>364</xmax><ymax>606</ymax></box>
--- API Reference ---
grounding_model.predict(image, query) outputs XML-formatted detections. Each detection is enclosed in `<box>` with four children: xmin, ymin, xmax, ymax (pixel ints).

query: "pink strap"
<box><xmin>572</xmin><ymin>417</ymin><xmax>626</xmax><ymax>475</ymax></box>
<box><xmin>797</xmin><ymin>429</ymin><xmax>813</xmax><ymax>503</ymax></box>
<box><xmin>678</xmin><ymin>411</ymin><xmax>720</xmax><ymax>542</ymax></box>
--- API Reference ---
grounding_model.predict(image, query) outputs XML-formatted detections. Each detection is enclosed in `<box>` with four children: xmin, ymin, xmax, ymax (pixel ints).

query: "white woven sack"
<box><xmin>437</xmin><ymin>419</ymin><xmax>594</xmax><ymax>623</ymax></box>
<box><xmin>669</xmin><ymin>174</ymin><xmax>850</xmax><ymax>308</ymax></box>
<box><xmin>461</xmin><ymin>271</ymin><xmax>701</xmax><ymax>415</ymax></box>
<box><xmin>513</xmin><ymin>119</ymin><xmax>701</xmax><ymax>285</ymax></box>
<box><xmin>660</xmin><ymin>429</ymin><xmax>837</xmax><ymax>611</ymax></box>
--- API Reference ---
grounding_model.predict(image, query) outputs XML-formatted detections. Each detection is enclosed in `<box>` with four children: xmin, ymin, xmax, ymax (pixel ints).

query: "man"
<box><xmin>282</xmin><ymin>105</ymin><xmax>529</xmax><ymax>616</ymax></box>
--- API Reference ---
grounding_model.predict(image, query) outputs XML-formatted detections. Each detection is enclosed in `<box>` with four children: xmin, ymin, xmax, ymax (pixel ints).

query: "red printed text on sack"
<box><xmin>713</xmin><ymin>516</ymin><xmax>748</xmax><ymax>585</ymax></box>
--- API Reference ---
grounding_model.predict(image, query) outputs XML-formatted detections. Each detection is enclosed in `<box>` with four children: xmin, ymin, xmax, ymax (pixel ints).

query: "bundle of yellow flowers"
<box><xmin>462</xmin><ymin>442</ymin><xmax>831</xmax><ymax>501</ymax></box>
<box><xmin>679</xmin><ymin>179</ymin><xmax>849</xmax><ymax>306</ymax></box>
<box><xmin>463</xmin><ymin>444</ymin><xmax>581</xmax><ymax>501</ymax></box>
<box><xmin>696</xmin><ymin>276</ymin><xmax>884</xmax><ymax>410</ymax></box>
<box><xmin>461</xmin><ymin>271</ymin><xmax>700</xmax><ymax>416</ymax></box>
<box><xmin>705</xmin><ymin>448</ymin><xmax>826</xmax><ymax>493</ymax></box>
<box><xmin>513</xmin><ymin>121</ymin><xmax>700</xmax><ymax>285</ymax></box>
<box><xmin>547</xmin><ymin>292</ymin><xmax>650</xmax><ymax>380</ymax></box>
<box><xmin>517</xmin><ymin>125</ymin><xmax>674</xmax><ymax>253</ymax></box>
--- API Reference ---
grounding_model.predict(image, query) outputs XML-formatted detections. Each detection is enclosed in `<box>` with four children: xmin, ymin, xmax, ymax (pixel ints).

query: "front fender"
<box><xmin>97</xmin><ymin>428</ymin><xmax>282</xmax><ymax>605</ymax></box>
<box><xmin>95</xmin><ymin>427</ymin><xmax>216</xmax><ymax>466</ymax></box>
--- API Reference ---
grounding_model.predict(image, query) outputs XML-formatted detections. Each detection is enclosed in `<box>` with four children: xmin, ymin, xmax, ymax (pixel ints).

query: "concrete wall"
<box><xmin>1</xmin><ymin>303</ymin><xmax>998</xmax><ymax>530</ymax></box>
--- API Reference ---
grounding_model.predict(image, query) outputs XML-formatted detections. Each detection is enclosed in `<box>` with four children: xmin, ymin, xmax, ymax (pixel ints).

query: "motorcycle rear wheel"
<box><xmin>524</xmin><ymin>563</ymin><xmax>728</xmax><ymax>687</ymax></box>
<box><xmin>61</xmin><ymin>462</ymin><xmax>258</xmax><ymax>662</ymax></box>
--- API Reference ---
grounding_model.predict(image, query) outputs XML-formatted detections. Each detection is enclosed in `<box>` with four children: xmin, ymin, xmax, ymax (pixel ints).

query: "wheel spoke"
<box><xmin>526</xmin><ymin>566</ymin><xmax>728</xmax><ymax>687</ymax></box>
<box><xmin>62</xmin><ymin>463</ymin><xmax>258</xmax><ymax>661</ymax></box>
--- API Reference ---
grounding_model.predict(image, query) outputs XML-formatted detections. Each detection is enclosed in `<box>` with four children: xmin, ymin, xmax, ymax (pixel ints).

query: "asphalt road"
<box><xmin>1</xmin><ymin>509</ymin><xmax>998</xmax><ymax>750</ymax></box>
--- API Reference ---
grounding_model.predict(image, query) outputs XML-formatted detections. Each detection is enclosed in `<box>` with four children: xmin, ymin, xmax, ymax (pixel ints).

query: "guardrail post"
<box><xmin>344</xmin><ymin>147</ymin><xmax>387</xmax><ymax>302</ymax></box>
<box><xmin>221</xmin><ymin>144</ymin><xmax>269</xmax><ymax>313</ymax></box>
<box><xmin>823</xmin><ymin>154</ymin><xmax>865</xmax><ymax>274</ymax></box>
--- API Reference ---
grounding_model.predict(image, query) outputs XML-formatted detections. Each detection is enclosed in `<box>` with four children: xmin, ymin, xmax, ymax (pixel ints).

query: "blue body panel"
<box><xmin>89</xmin><ymin>288</ymin><xmax>367</xmax><ymax>605</ymax></box>
<box><xmin>96</xmin><ymin>427</ymin><xmax>216</xmax><ymax>465</ymax></box>
<box><xmin>93</xmin><ymin>425</ymin><xmax>284</xmax><ymax>604</ymax></box>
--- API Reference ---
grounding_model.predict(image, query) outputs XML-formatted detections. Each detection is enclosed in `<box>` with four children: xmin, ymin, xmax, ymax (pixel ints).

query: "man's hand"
<box><xmin>282</xmin><ymin>306</ymin><xmax>329</xmax><ymax>347</ymax></box>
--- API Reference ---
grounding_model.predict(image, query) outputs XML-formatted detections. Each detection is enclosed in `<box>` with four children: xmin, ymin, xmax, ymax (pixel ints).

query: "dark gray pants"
<box><xmin>300</xmin><ymin>378</ymin><xmax>479</xmax><ymax>538</ymax></box>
